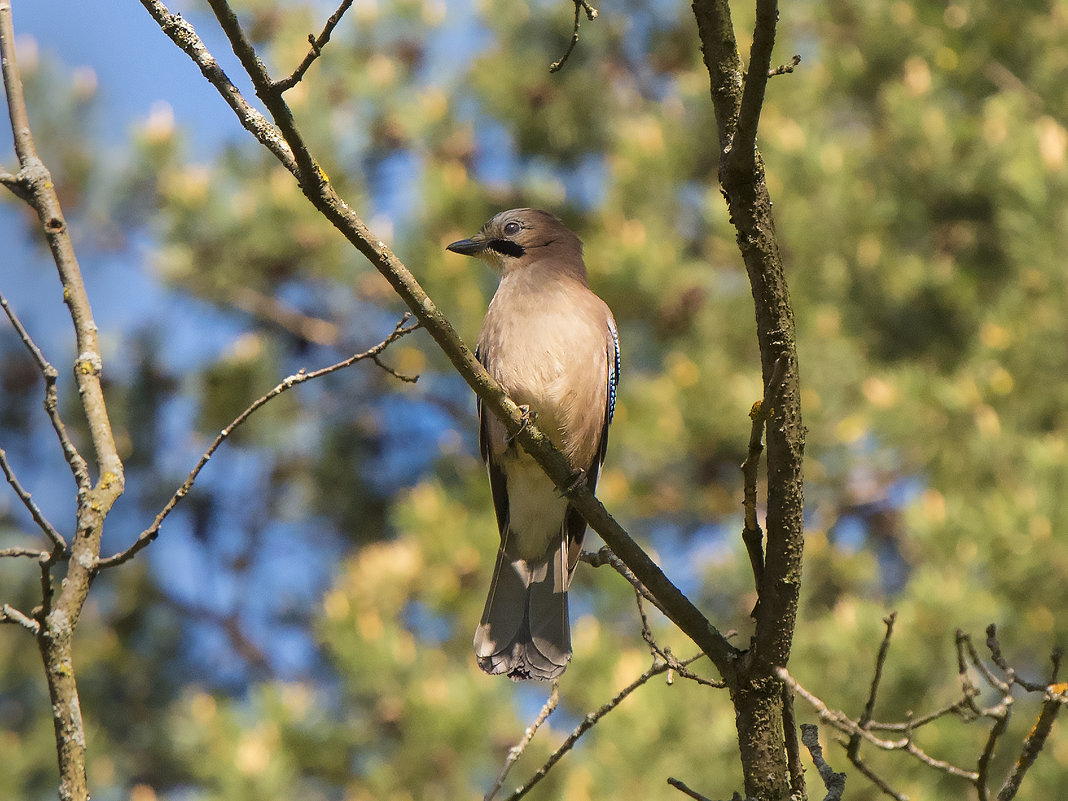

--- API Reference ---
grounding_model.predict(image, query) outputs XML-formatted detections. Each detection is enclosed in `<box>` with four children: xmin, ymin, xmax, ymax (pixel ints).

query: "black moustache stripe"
<box><xmin>489</xmin><ymin>239</ymin><xmax>525</xmax><ymax>258</ymax></box>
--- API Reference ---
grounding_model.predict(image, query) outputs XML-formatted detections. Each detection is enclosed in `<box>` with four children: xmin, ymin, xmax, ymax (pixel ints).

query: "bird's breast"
<box><xmin>478</xmin><ymin>279</ymin><xmax>610</xmax><ymax>469</ymax></box>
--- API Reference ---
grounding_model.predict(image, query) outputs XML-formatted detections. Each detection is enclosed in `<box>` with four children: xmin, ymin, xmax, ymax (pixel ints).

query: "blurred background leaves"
<box><xmin>1</xmin><ymin>0</ymin><xmax>1067</xmax><ymax>799</ymax></box>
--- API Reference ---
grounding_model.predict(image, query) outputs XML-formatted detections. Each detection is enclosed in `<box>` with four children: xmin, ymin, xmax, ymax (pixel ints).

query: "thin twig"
<box><xmin>768</xmin><ymin>54</ymin><xmax>800</xmax><ymax>77</ymax></box>
<box><xmin>800</xmin><ymin>724</ymin><xmax>845</xmax><ymax>801</ymax></box>
<box><xmin>581</xmin><ymin>546</ymin><xmax>666</xmax><ymax>614</ymax></box>
<box><xmin>549</xmin><ymin>0</ymin><xmax>598</xmax><ymax>73</ymax></box>
<box><xmin>666</xmin><ymin>777</ymin><xmax>718</xmax><ymax>801</ymax></box>
<box><xmin>484</xmin><ymin>682</ymin><xmax>559</xmax><ymax>801</ymax></box>
<box><xmin>97</xmin><ymin>315</ymin><xmax>419</xmax><ymax>569</ymax></box>
<box><xmin>0</xmin><ymin>545</ymin><xmax>50</xmax><ymax>559</ymax></box>
<box><xmin>987</xmin><ymin>624</ymin><xmax>1046</xmax><ymax>692</ymax></box>
<box><xmin>0</xmin><ymin>448</ymin><xmax>66</xmax><ymax>551</ymax></box>
<box><xmin>272</xmin><ymin>0</ymin><xmax>355</xmax><ymax>91</ymax></box>
<box><xmin>502</xmin><ymin>657</ymin><xmax>675</xmax><ymax>801</ymax></box>
<box><xmin>778</xmin><ymin>667</ymin><xmax>980</xmax><ymax>783</ymax></box>
<box><xmin>137</xmin><ymin>0</ymin><xmax>297</xmax><ymax>172</ymax></box>
<box><xmin>1</xmin><ymin>290</ymin><xmax>89</xmax><ymax>489</ymax></box>
<box><xmin>740</xmin><ymin>355</ymin><xmax>786</xmax><ymax>593</ymax></box>
<box><xmin>846</xmin><ymin>611</ymin><xmax>897</xmax><ymax>787</ymax></box>
<box><xmin>0</xmin><ymin>603</ymin><xmax>40</xmax><ymax>633</ymax></box>
<box><xmin>634</xmin><ymin>592</ymin><xmax>724</xmax><ymax>688</ymax></box>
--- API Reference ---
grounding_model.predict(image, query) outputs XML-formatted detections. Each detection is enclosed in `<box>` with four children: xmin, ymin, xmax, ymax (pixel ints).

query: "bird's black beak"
<box><xmin>446</xmin><ymin>236</ymin><xmax>487</xmax><ymax>256</ymax></box>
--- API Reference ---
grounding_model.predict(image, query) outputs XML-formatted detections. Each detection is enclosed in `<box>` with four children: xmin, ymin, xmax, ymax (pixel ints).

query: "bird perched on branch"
<box><xmin>446</xmin><ymin>208</ymin><xmax>619</xmax><ymax>681</ymax></box>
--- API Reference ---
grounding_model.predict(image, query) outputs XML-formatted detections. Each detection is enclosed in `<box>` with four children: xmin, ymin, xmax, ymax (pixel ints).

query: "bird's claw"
<box><xmin>559</xmin><ymin>468</ymin><xmax>588</xmax><ymax>497</ymax></box>
<box><xmin>504</xmin><ymin>404</ymin><xmax>535</xmax><ymax>446</ymax></box>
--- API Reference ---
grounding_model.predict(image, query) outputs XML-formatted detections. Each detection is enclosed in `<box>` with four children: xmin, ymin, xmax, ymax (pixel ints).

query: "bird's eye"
<box><xmin>503</xmin><ymin>221</ymin><xmax>521</xmax><ymax>236</ymax></box>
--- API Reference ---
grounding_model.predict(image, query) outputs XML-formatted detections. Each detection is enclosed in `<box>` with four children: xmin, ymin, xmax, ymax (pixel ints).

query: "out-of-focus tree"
<box><xmin>2</xmin><ymin>0</ymin><xmax>1066</xmax><ymax>800</ymax></box>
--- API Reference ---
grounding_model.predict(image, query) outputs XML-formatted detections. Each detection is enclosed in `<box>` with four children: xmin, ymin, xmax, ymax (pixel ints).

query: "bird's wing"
<box><xmin>597</xmin><ymin>315</ymin><xmax>621</xmax><ymax>464</ymax></box>
<box><xmin>565</xmin><ymin>313</ymin><xmax>620</xmax><ymax>574</ymax></box>
<box><xmin>476</xmin><ymin>345</ymin><xmax>510</xmax><ymax>537</ymax></box>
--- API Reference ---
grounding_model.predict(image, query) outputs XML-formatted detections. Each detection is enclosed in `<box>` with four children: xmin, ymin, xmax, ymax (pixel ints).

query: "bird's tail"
<box><xmin>473</xmin><ymin>535</ymin><xmax>571</xmax><ymax>681</ymax></box>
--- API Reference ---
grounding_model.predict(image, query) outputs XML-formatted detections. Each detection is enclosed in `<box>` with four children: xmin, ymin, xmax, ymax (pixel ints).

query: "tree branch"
<box><xmin>0</xmin><ymin>291</ymin><xmax>90</xmax><ymax>488</ymax></box>
<box><xmin>740</xmin><ymin>355</ymin><xmax>786</xmax><ymax>593</ymax></box>
<box><xmin>0</xmin><ymin>446</ymin><xmax>66</xmax><ymax>552</ymax></box>
<box><xmin>1</xmin><ymin>603</ymin><xmax>40</xmax><ymax>633</ymax></box>
<box><xmin>997</xmin><ymin>684</ymin><xmax>1067</xmax><ymax>801</ymax></box>
<box><xmin>800</xmin><ymin>724</ymin><xmax>845</xmax><ymax>801</ymax></box>
<box><xmin>484</xmin><ymin>682</ymin><xmax>559</xmax><ymax>801</ymax></box>
<box><xmin>692</xmin><ymin>0</ymin><xmax>804</xmax><ymax>796</ymax></box>
<box><xmin>97</xmin><ymin>314</ymin><xmax>419</xmax><ymax>569</ymax></box>
<box><xmin>726</xmin><ymin>0</ymin><xmax>777</xmax><ymax>179</ymax></box>
<box><xmin>502</xmin><ymin>656</ymin><xmax>679</xmax><ymax>801</ymax></box>
<box><xmin>1</xmin><ymin>4</ymin><xmax>125</xmax><ymax>798</ymax></box>
<box><xmin>272</xmin><ymin>0</ymin><xmax>355</xmax><ymax>91</ymax></box>
<box><xmin>549</xmin><ymin>0</ymin><xmax>598</xmax><ymax>74</ymax></box>
<box><xmin>137</xmin><ymin>0</ymin><xmax>297</xmax><ymax>172</ymax></box>
<box><xmin>666</xmin><ymin>777</ymin><xmax>719</xmax><ymax>801</ymax></box>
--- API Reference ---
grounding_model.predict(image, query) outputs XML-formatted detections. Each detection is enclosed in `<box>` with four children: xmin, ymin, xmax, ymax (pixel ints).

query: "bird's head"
<box><xmin>446</xmin><ymin>208</ymin><xmax>584</xmax><ymax>276</ymax></box>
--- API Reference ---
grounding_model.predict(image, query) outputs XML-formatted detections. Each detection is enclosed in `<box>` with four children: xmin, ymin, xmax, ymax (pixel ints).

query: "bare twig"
<box><xmin>502</xmin><ymin>657</ymin><xmax>676</xmax><ymax>801</ymax></box>
<box><xmin>740</xmin><ymin>355</ymin><xmax>786</xmax><ymax>593</ymax></box>
<box><xmin>634</xmin><ymin>593</ymin><xmax>724</xmax><ymax>688</ymax></box>
<box><xmin>0</xmin><ymin>603</ymin><xmax>40</xmax><ymax>633</ymax></box>
<box><xmin>1</xmin><ymin>290</ymin><xmax>89</xmax><ymax>489</ymax></box>
<box><xmin>987</xmin><ymin>624</ymin><xmax>1046</xmax><ymax>693</ymax></box>
<box><xmin>845</xmin><ymin>612</ymin><xmax>897</xmax><ymax>789</ymax></box>
<box><xmin>272</xmin><ymin>0</ymin><xmax>355</xmax><ymax>91</ymax></box>
<box><xmin>666</xmin><ymin>777</ymin><xmax>718</xmax><ymax>801</ymax></box>
<box><xmin>778</xmin><ymin>666</ymin><xmax>980</xmax><ymax>783</ymax></box>
<box><xmin>581</xmin><ymin>546</ymin><xmax>667</xmax><ymax>615</ymax></box>
<box><xmin>549</xmin><ymin>0</ymin><xmax>598</xmax><ymax>73</ymax></box>
<box><xmin>800</xmin><ymin>724</ymin><xmax>845</xmax><ymax>801</ymax></box>
<box><xmin>137</xmin><ymin>0</ymin><xmax>297</xmax><ymax>172</ymax></box>
<box><xmin>97</xmin><ymin>315</ymin><xmax>419</xmax><ymax>569</ymax></box>
<box><xmin>0</xmin><ymin>545</ymin><xmax>50</xmax><ymax>559</ymax></box>
<box><xmin>768</xmin><ymin>54</ymin><xmax>800</xmax><ymax>77</ymax></box>
<box><xmin>484</xmin><ymin>682</ymin><xmax>559</xmax><ymax>801</ymax></box>
<box><xmin>0</xmin><ymin>447</ymin><xmax>66</xmax><ymax>552</ymax></box>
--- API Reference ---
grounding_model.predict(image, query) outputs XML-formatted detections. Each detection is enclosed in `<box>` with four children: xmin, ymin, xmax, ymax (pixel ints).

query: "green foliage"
<box><xmin>2</xmin><ymin>0</ymin><xmax>1067</xmax><ymax>799</ymax></box>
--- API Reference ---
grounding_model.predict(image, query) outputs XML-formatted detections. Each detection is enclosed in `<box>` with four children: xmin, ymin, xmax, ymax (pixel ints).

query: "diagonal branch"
<box><xmin>138</xmin><ymin>0</ymin><xmax>297</xmax><ymax>172</ymax></box>
<box><xmin>800</xmin><ymin>724</ymin><xmax>846</xmax><ymax>801</ymax></box>
<box><xmin>1</xmin><ymin>291</ymin><xmax>89</xmax><ymax>488</ymax></box>
<box><xmin>0</xmin><ymin>448</ymin><xmax>66</xmax><ymax>552</ymax></box>
<box><xmin>484</xmin><ymin>682</ymin><xmax>560</xmax><ymax>801</ymax></box>
<box><xmin>1</xmin><ymin>603</ymin><xmax>40</xmax><ymax>633</ymax></box>
<box><xmin>272</xmin><ymin>0</ymin><xmax>355</xmax><ymax>91</ymax></box>
<box><xmin>502</xmin><ymin>656</ymin><xmax>682</xmax><ymax>801</ymax></box>
<box><xmin>97</xmin><ymin>315</ymin><xmax>420</xmax><ymax>569</ymax></box>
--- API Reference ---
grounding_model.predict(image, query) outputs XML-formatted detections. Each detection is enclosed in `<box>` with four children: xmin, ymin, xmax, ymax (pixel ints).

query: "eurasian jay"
<box><xmin>447</xmin><ymin>208</ymin><xmax>619</xmax><ymax>680</ymax></box>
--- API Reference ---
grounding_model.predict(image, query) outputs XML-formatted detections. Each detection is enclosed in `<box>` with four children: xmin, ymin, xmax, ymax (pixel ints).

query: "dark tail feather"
<box><xmin>474</xmin><ymin>537</ymin><xmax>570</xmax><ymax>681</ymax></box>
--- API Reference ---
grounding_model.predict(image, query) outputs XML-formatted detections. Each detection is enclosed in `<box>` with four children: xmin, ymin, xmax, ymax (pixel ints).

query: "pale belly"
<box><xmin>497</xmin><ymin>449</ymin><xmax>569</xmax><ymax>561</ymax></box>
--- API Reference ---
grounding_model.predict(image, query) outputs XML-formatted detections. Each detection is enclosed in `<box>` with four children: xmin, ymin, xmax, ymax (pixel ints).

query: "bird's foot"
<box><xmin>504</xmin><ymin>404</ymin><xmax>536</xmax><ymax>446</ymax></box>
<box><xmin>559</xmin><ymin>467</ymin><xmax>588</xmax><ymax>497</ymax></box>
